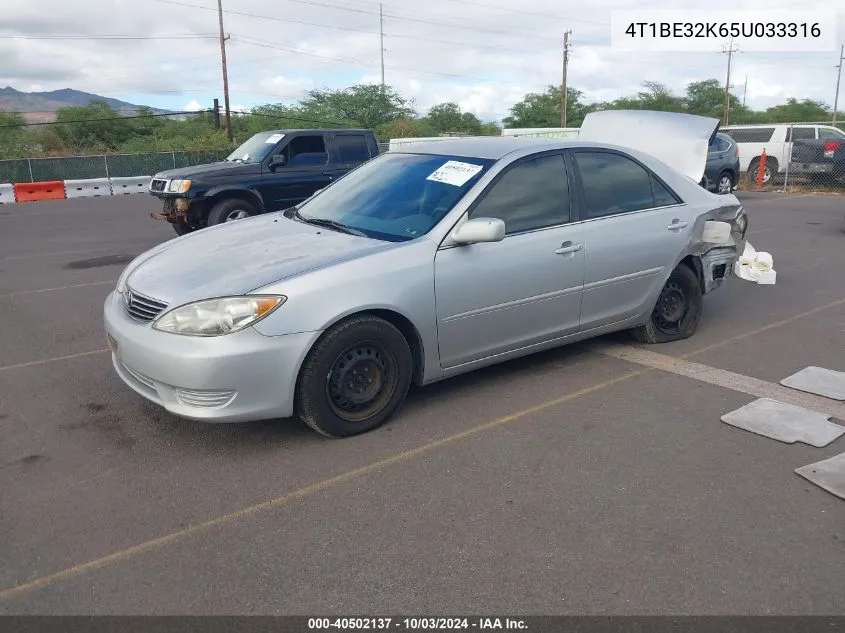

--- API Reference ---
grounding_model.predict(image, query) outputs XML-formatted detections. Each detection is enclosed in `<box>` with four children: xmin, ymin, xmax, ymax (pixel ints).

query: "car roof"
<box><xmin>264</xmin><ymin>128</ymin><xmax>371</xmax><ymax>134</ymax></box>
<box><xmin>389</xmin><ymin>137</ymin><xmax>650</xmax><ymax>160</ymax></box>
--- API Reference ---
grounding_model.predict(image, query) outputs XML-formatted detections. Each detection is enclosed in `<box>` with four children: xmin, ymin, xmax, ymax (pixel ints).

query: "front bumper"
<box><xmin>103</xmin><ymin>290</ymin><xmax>322</xmax><ymax>422</ymax></box>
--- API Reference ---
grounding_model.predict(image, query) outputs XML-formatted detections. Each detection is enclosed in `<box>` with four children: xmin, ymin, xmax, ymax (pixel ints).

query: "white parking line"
<box><xmin>742</xmin><ymin>193</ymin><xmax>815</xmax><ymax>204</ymax></box>
<box><xmin>592</xmin><ymin>342</ymin><xmax>845</xmax><ymax>420</ymax></box>
<box><xmin>0</xmin><ymin>349</ymin><xmax>110</xmax><ymax>373</ymax></box>
<box><xmin>0</xmin><ymin>280</ymin><xmax>116</xmax><ymax>298</ymax></box>
<box><xmin>0</xmin><ymin>247</ymin><xmax>119</xmax><ymax>262</ymax></box>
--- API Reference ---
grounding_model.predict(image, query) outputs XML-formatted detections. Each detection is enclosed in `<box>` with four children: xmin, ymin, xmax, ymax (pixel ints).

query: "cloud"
<box><xmin>1</xmin><ymin>0</ymin><xmax>842</xmax><ymax>122</ymax></box>
<box><xmin>183</xmin><ymin>99</ymin><xmax>204</xmax><ymax>111</ymax></box>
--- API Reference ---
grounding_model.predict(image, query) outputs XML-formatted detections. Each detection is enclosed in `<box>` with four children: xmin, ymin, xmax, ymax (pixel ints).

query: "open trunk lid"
<box><xmin>578</xmin><ymin>110</ymin><xmax>719</xmax><ymax>184</ymax></box>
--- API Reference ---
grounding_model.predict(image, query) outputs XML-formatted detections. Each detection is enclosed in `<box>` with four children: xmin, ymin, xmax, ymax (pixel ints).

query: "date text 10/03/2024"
<box><xmin>307</xmin><ymin>618</ymin><xmax>528</xmax><ymax>630</ymax></box>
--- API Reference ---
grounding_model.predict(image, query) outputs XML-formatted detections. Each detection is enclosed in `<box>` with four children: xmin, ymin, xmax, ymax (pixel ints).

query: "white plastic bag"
<box><xmin>734</xmin><ymin>241</ymin><xmax>777</xmax><ymax>284</ymax></box>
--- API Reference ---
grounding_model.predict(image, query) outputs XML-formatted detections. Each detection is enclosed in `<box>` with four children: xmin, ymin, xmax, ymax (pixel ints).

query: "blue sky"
<box><xmin>2</xmin><ymin>0</ymin><xmax>843</xmax><ymax>123</ymax></box>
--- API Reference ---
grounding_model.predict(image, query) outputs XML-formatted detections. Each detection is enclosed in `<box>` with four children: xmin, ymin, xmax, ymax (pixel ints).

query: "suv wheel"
<box><xmin>207</xmin><ymin>198</ymin><xmax>258</xmax><ymax>226</ymax></box>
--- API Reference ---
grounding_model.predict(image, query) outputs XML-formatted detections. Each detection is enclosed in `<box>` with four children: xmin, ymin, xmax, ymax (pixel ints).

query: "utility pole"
<box><xmin>379</xmin><ymin>3</ymin><xmax>385</xmax><ymax>88</ymax></box>
<box><xmin>721</xmin><ymin>37</ymin><xmax>740</xmax><ymax>125</ymax></box>
<box><xmin>742</xmin><ymin>74</ymin><xmax>748</xmax><ymax>107</ymax></box>
<box><xmin>560</xmin><ymin>29</ymin><xmax>571</xmax><ymax>128</ymax></box>
<box><xmin>833</xmin><ymin>44</ymin><xmax>844</xmax><ymax>124</ymax></box>
<box><xmin>217</xmin><ymin>0</ymin><xmax>232</xmax><ymax>141</ymax></box>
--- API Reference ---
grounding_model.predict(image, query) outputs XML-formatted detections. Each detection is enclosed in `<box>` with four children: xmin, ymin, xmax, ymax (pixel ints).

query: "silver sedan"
<box><xmin>104</xmin><ymin>111</ymin><xmax>748</xmax><ymax>438</ymax></box>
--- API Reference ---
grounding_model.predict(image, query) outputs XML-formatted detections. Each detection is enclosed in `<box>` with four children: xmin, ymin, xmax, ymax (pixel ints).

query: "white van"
<box><xmin>721</xmin><ymin>123</ymin><xmax>845</xmax><ymax>184</ymax></box>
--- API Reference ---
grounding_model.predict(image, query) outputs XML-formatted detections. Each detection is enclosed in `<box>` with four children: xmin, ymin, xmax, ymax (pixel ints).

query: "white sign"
<box><xmin>265</xmin><ymin>133</ymin><xmax>285</xmax><ymax>144</ymax></box>
<box><xmin>426</xmin><ymin>161</ymin><xmax>483</xmax><ymax>187</ymax></box>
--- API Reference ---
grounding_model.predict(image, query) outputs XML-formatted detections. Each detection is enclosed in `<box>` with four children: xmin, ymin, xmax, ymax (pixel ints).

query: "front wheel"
<box><xmin>631</xmin><ymin>264</ymin><xmax>703</xmax><ymax>344</ymax></box>
<box><xmin>207</xmin><ymin>198</ymin><xmax>257</xmax><ymax>226</ymax></box>
<box><xmin>295</xmin><ymin>315</ymin><xmax>414</xmax><ymax>438</ymax></box>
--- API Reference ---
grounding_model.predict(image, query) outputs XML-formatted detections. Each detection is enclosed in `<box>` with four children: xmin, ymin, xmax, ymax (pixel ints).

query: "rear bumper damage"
<box><xmin>694</xmin><ymin>201</ymin><xmax>749</xmax><ymax>294</ymax></box>
<box><xmin>700</xmin><ymin>246</ymin><xmax>736</xmax><ymax>293</ymax></box>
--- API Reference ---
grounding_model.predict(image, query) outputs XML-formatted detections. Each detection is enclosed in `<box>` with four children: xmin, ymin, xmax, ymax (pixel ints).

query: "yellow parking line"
<box><xmin>681</xmin><ymin>296</ymin><xmax>845</xmax><ymax>359</ymax></box>
<box><xmin>2</xmin><ymin>294</ymin><xmax>845</xmax><ymax>600</ymax></box>
<box><xmin>0</xmin><ymin>349</ymin><xmax>110</xmax><ymax>373</ymax></box>
<box><xmin>0</xmin><ymin>367</ymin><xmax>652</xmax><ymax>601</ymax></box>
<box><xmin>0</xmin><ymin>280</ymin><xmax>116</xmax><ymax>298</ymax></box>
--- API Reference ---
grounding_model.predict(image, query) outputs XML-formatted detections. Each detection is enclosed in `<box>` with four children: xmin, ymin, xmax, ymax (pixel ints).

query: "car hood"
<box><xmin>578</xmin><ymin>110</ymin><xmax>719</xmax><ymax>183</ymax></box>
<box><xmin>152</xmin><ymin>161</ymin><xmax>254</xmax><ymax>180</ymax></box>
<box><xmin>125</xmin><ymin>214</ymin><xmax>396</xmax><ymax>306</ymax></box>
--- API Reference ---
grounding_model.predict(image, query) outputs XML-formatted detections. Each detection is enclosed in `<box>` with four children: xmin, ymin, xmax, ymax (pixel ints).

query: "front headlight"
<box><xmin>152</xmin><ymin>295</ymin><xmax>286</xmax><ymax>336</ymax></box>
<box><xmin>167</xmin><ymin>179</ymin><xmax>191</xmax><ymax>193</ymax></box>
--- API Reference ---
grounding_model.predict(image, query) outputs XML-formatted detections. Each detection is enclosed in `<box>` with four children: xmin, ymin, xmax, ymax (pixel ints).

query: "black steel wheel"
<box><xmin>295</xmin><ymin>315</ymin><xmax>413</xmax><ymax>438</ymax></box>
<box><xmin>631</xmin><ymin>263</ymin><xmax>703</xmax><ymax>344</ymax></box>
<box><xmin>326</xmin><ymin>341</ymin><xmax>398</xmax><ymax>422</ymax></box>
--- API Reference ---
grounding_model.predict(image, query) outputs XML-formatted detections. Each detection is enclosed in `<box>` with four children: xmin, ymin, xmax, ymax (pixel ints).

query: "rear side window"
<box><xmin>574</xmin><ymin>151</ymin><xmax>675</xmax><ymax>218</ymax></box>
<box><xmin>725</xmin><ymin>127</ymin><xmax>775</xmax><ymax>143</ymax></box>
<box><xmin>787</xmin><ymin>127</ymin><xmax>815</xmax><ymax>141</ymax></box>
<box><xmin>335</xmin><ymin>134</ymin><xmax>372</xmax><ymax>163</ymax></box>
<box><xmin>709</xmin><ymin>137</ymin><xmax>730</xmax><ymax>152</ymax></box>
<box><xmin>818</xmin><ymin>127</ymin><xmax>845</xmax><ymax>140</ymax></box>
<box><xmin>651</xmin><ymin>177</ymin><xmax>681</xmax><ymax>207</ymax></box>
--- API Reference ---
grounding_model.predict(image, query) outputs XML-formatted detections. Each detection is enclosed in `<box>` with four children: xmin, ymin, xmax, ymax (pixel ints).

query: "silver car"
<box><xmin>104</xmin><ymin>111</ymin><xmax>748</xmax><ymax>438</ymax></box>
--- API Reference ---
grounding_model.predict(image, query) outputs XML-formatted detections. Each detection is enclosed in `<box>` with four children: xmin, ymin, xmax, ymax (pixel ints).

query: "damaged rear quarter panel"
<box><xmin>687</xmin><ymin>197</ymin><xmax>748</xmax><ymax>294</ymax></box>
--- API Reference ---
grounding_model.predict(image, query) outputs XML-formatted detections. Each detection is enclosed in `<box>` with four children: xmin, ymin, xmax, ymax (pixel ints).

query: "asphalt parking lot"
<box><xmin>1</xmin><ymin>191</ymin><xmax>844</xmax><ymax>615</ymax></box>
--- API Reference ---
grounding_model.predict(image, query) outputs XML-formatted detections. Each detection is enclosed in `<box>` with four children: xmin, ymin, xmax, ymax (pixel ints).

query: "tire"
<box><xmin>207</xmin><ymin>198</ymin><xmax>257</xmax><ymax>226</ymax></box>
<box><xmin>631</xmin><ymin>263</ymin><xmax>703</xmax><ymax>344</ymax></box>
<box><xmin>746</xmin><ymin>158</ymin><xmax>775</xmax><ymax>185</ymax></box>
<box><xmin>716</xmin><ymin>170</ymin><xmax>735</xmax><ymax>194</ymax></box>
<box><xmin>295</xmin><ymin>315</ymin><xmax>414</xmax><ymax>438</ymax></box>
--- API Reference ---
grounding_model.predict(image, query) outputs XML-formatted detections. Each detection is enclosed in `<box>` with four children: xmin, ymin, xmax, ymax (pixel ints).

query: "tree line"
<box><xmin>0</xmin><ymin>79</ymin><xmax>837</xmax><ymax>159</ymax></box>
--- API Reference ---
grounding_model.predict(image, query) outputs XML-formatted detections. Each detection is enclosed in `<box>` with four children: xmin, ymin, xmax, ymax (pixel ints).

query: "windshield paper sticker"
<box><xmin>265</xmin><ymin>133</ymin><xmax>285</xmax><ymax>144</ymax></box>
<box><xmin>426</xmin><ymin>161</ymin><xmax>483</xmax><ymax>186</ymax></box>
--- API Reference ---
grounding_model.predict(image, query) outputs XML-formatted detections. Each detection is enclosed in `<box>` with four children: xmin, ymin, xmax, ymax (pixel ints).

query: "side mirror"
<box><xmin>270</xmin><ymin>154</ymin><xmax>286</xmax><ymax>168</ymax></box>
<box><xmin>451</xmin><ymin>217</ymin><xmax>506</xmax><ymax>244</ymax></box>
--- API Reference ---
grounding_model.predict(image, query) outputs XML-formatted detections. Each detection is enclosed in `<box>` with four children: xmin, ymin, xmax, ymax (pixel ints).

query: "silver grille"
<box><xmin>124</xmin><ymin>288</ymin><xmax>168</xmax><ymax>323</ymax></box>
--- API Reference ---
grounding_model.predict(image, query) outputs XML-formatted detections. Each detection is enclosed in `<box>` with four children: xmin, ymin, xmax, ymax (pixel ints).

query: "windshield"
<box><xmin>295</xmin><ymin>152</ymin><xmax>494</xmax><ymax>242</ymax></box>
<box><xmin>226</xmin><ymin>131</ymin><xmax>285</xmax><ymax>163</ymax></box>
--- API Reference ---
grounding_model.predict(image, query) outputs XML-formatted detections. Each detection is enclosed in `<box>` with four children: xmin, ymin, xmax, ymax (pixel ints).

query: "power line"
<box><xmin>152</xmin><ymin>0</ymin><xmax>561</xmax><ymax>42</ymax></box>
<box><xmin>0</xmin><ymin>34</ymin><xmax>217</xmax><ymax>40</ymax></box>
<box><xmin>231</xmin><ymin>35</ymin><xmax>508</xmax><ymax>83</ymax></box>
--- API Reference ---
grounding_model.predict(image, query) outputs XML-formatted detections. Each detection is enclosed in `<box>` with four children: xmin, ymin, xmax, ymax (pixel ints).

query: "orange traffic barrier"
<box><xmin>756</xmin><ymin>149</ymin><xmax>767</xmax><ymax>190</ymax></box>
<box><xmin>13</xmin><ymin>181</ymin><xmax>66</xmax><ymax>202</ymax></box>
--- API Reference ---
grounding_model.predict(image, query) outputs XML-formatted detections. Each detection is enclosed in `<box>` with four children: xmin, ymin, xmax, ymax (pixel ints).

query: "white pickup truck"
<box><xmin>721</xmin><ymin>123</ymin><xmax>845</xmax><ymax>184</ymax></box>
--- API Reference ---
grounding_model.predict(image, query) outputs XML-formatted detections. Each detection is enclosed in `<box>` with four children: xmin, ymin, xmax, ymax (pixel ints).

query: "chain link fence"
<box><xmin>0</xmin><ymin>146</ymin><xmax>392</xmax><ymax>183</ymax></box>
<box><xmin>0</xmin><ymin>150</ymin><xmax>231</xmax><ymax>183</ymax></box>
<box><xmin>723</xmin><ymin>121</ymin><xmax>845</xmax><ymax>192</ymax></box>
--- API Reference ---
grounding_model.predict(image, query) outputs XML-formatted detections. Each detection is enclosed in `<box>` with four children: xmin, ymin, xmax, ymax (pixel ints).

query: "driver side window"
<box><xmin>468</xmin><ymin>153</ymin><xmax>570</xmax><ymax>235</ymax></box>
<box><xmin>279</xmin><ymin>135</ymin><xmax>328</xmax><ymax>167</ymax></box>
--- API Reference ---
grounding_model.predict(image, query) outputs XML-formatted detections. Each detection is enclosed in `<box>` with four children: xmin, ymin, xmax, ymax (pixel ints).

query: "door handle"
<box><xmin>555</xmin><ymin>241</ymin><xmax>583</xmax><ymax>255</ymax></box>
<box><xmin>667</xmin><ymin>220</ymin><xmax>688</xmax><ymax>231</ymax></box>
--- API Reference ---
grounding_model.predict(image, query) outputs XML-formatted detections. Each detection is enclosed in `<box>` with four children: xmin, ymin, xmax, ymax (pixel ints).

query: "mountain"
<box><xmin>0</xmin><ymin>87</ymin><xmax>174</xmax><ymax>123</ymax></box>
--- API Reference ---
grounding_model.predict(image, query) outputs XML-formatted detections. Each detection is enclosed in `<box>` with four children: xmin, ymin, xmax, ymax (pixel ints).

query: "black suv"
<box><xmin>149</xmin><ymin>128</ymin><xmax>380</xmax><ymax>234</ymax></box>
